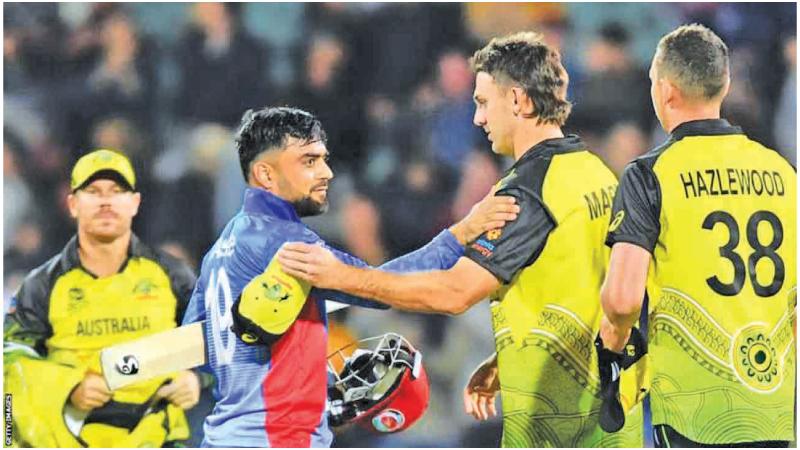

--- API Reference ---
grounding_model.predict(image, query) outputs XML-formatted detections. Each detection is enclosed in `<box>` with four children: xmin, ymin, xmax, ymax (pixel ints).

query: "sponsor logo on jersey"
<box><xmin>486</xmin><ymin>228</ymin><xmax>502</xmax><ymax>241</ymax></box>
<box><xmin>470</xmin><ymin>242</ymin><xmax>494</xmax><ymax>258</ymax></box>
<box><xmin>372</xmin><ymin>409</ymin><xmax>405</xmax><ymax>432</ymax></box>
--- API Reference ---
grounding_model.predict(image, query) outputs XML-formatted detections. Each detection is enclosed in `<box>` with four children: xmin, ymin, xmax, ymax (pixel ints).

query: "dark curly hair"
<box><xmin>235</xmin><ymin>106</ymin><xmax>327</xmax><ymax>182</ymax></box>
<box><xmin>470</xmin><ymin>32</ymin><xmax>572</xmax><ymax>126</ymax></box>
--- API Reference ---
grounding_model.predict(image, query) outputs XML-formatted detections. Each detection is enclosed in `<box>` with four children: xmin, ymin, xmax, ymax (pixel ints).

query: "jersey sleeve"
<box><xmin>464</xmin><ymin>185</ymin><xmax>556</xmax><ymax>284</ymax></box>
<box><xmin>4</xmin><ymin>270</ymin><xmax>53</xmax><ymax>359</ymax></box>
<box><xmin>606</xmin><ymin>160</ymin><xmax>662</xmax><ymax>253</ymax></box>
<box><xmin>319</xmin><ymin>229</ymin><xmax>464</xmax><ymax>309</ymax></box>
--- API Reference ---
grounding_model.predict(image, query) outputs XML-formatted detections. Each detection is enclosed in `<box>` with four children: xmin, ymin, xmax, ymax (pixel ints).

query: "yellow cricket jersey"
<box><xmin>607</xmin><ymin>119</ymin><xmax>797</xmax><ymax>444</ymax></box>
<box><xmin>4</xmin><ymin>234</ymin><xmax>197</xmax><ymax>447</ymax></box>
<box><xmin>465</xmin><ymin>135</ymin><xmax>644</xmax><ymax>448</ymax></box>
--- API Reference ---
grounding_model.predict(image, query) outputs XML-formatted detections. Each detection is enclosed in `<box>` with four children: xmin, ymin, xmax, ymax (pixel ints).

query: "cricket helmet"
<box><xmin>327</xmin><ymin>332</ymin><xmax>429</xmax><ymax>433</ymax></box>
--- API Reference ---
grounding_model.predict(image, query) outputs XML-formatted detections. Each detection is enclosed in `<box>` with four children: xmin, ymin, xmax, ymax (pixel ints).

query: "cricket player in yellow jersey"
<box><xmin>4</xmin><ymin>150</ymin><xmax>205</xmax><ymax>447</ymax></box>
<box><xmin>598</xmin><ymin>24</ymin><xmax>796</xmax><ymax>447</ymax></box>
<box><xmin>277</xmin><ymin>32</ymin><xmax>646</xmax><ymax>447</ymax></box>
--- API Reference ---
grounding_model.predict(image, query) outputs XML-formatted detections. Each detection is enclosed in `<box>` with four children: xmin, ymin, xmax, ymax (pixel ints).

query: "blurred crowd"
<box><xmin>3</xmin><ymin>3</ymin><xmax>796</xmax><ymax>447</ymax></box>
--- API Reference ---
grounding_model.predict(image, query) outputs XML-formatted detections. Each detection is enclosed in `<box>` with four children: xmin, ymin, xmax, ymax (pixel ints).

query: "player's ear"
<box><xmin>251</xmin><ymin>160</ymin><xmax>277</xmax><ymax>190</ymax></box>
<box><xmin>718</xmin><ymin>75</ymin><xmax>731</xmax><ymax>101</ymax></box>
<box><xmin>67</xmin><ymin>193</ymin><xmax>79</xmax><ymax>219</ymax></box>
<box><xmin>662</xmin><ymin>78</ymin><xmax>679</xmax><ymax>109</ymax></box>
<box><xmin>130</xmin><ymin>192</ymin><xmax>142</xmax><ymax>217</ymax></box>
<box><xmin>512</xmin><ymin>87</ymin><xmax>535</xmax><ymax>117</ymax></box>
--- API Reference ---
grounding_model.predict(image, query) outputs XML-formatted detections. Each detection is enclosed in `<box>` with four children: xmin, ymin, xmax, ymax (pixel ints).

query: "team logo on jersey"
<box><xmin>116</xmin><ymin>354</ymin><xmax>140</xmax><ymax>375</ymax></box>
<box><xmin>372</xmin><ymin>409</ymin><xmax>405</xmax><ymax>432</ymax></box>
<box><xmin>68</xmin><ymin>287</ymin><xmax>86</xmax><ymax>312</ymax></box>
<box><xmin>732</xmin><ymin>325</ymin><xmax>780</xmax><ymax>392</ymax></box>
<box><xmin>609</xmin><ymin>210</ymin><xmax>625</xmax><ymax>232</ymax></box>
<box><xmin>133</xmin><ymin>279</ymin><xmax>158</xmax><ymax>300</ymax></box>
<box><xmin>486</xmin><ymin>228</ymin><xmax>502</xmax><ymax>241</ymax></box>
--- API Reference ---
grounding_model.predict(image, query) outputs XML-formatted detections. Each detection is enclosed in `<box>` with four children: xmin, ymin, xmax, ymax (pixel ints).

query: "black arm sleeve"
<box><xmin>4</xmin><ymin>267</ymin><xmax>54</xmax><ymax>357</ymax></box>
<box><xmin>464</xmin><ymin>185</ymin><xmax>556</xmax><ymax>284</ymax></box>
<box><xmin>606</xmin><ymin>160</ymin><xmax>662</xmax><ymax>254</ymax></box>
<box><xmin>157</xmin><ymin>252</ymin><xmax>198</xmax><ymax>324</ymax></box>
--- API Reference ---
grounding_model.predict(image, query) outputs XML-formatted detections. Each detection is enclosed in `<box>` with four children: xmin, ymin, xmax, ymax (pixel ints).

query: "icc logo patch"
<box><xmin>372</xmin><ymin>409</ymin><xmax>405</xmax><ymax>433</ymax></box>
<box><xmin>116</xmin><ymin>354</ymin><xmax>140</xmax><ymax>375</ymax></box>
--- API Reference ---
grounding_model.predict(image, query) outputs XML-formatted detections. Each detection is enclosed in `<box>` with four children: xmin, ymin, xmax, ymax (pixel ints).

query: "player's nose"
<box><xmin>320</xmin><ymin>159</ymin><xmax>334</xmax><ymax>181</ymax></box>
<box><xmin>473</xmin><ymin>109</ymin><xmax>486</xmax><ymax>127</ymax></box>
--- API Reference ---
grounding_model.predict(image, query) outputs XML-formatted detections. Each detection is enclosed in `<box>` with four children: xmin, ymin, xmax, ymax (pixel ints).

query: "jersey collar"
<box><xmin>60</xmin><ymin>233</ymin><xmax>145</xmax><ymax>277</ymax></box>
<box><xmin>515</xmin><ymin>134</ymin><xmax>585</xmax><ymax>167</ymax></box>
<box><xmin>241</xmin><ymin>187</ymin><xmax>301</xmax><ymax>223</ymax></box>
<box><xmin>670</xmin><ymin>119</ymin><xmax>743</xmax><ymax>141</ymax></box>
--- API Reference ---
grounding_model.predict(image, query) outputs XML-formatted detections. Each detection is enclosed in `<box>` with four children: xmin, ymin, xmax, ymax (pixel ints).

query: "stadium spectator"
<box><xmin>288</xmin><ymin>33</ymin><xmax>366</xmax><ymax>176</ymax></box>
<box><xmin>598</xmin><ymin>121</ymin><xmax>649</xmax><ymax>176</ymax></box>
<box><xmin>570</xmin><ymin>22</ymin><xmax>651</xmax><ymax>137</ymax></box>
<box><xmin>174</xmin><ymin>2</ymin><xmax>268</xmax><ymax>126</ymax></box>
<box><xmin>428</xmin><ymin>49</ymin><xmax>486</xmax><ymax>175</ymax></box>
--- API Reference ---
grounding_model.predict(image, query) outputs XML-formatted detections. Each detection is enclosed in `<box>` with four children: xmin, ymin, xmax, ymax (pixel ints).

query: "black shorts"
<box><xmin>653</xmin><ymin>424</ymin><xmax>790</xmax><ymax>448</ymax></box>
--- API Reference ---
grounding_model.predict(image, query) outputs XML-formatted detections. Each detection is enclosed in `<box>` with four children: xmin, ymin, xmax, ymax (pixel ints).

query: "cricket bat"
<box><xmin>100</xmin><ymin>300</ymin><xmax>351</xmax><ymax>390</ymax></box>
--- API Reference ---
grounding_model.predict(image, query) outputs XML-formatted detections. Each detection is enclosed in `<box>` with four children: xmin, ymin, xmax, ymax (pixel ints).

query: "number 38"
<box><xmin>703</xmin><ymin>210</ymin><xmax>785</xmax><ymax>297</ymax></box>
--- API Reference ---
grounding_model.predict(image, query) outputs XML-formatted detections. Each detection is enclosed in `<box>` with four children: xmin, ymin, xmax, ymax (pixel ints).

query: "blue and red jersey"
<box><xmin>182</xmin><ymin>188</ymin><xmax>463</xmax><ymax>447</ymax></box>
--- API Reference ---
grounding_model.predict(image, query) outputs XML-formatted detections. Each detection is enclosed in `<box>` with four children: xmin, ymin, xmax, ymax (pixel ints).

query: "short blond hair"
<box><xmin>654</xmin><ymin>24</ymin><xmax>729</xmax><ymax>101</ymax></box>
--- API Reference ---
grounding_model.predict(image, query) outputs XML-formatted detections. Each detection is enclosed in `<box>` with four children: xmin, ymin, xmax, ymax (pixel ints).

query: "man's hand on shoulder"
<box><xmin>277</xmin><ymin>243</ymin><xmax>348</xmax><ymax>289</ymax></box>
<box><xmin>450</xmin><ymin>190</ymin><xmax>519</xmax><ymax>245</ymax></box>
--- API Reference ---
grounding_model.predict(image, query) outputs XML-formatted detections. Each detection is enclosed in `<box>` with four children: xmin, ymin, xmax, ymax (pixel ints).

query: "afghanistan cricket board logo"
<box><xmin>116</xmin><ymin>354</ymin><xmax>140</xmax><ymax>375</ymax></box>
<box><xmin>372</xmin><ymin>409</ymin><xmax>405</xmax><ymax>433</ymax></box>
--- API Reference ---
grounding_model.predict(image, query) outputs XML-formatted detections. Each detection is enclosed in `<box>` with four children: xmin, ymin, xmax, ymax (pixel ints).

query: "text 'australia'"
<box><xmin>76</xmin><ymin>316</ymin><xmax>151</xmax><ymax>336</ymax></box>
<box><xmin>680</xmin><ymin>169</ymin><xmax>785</xmax><ymax>199</ymax></box>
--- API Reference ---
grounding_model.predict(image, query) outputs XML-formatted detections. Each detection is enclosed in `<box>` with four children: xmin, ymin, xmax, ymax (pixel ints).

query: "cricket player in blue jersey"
<box><xmin>182</xmin><ymin>106</ymin><xmax>519</xmax><ymax>447</ymax></box>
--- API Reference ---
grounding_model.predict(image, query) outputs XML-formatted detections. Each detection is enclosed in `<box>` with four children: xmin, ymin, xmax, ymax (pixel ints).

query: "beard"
<box><xmin>291</xmin><ymin>195</ymin><xmax>329</xmax><ymax>217</ymax></box>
